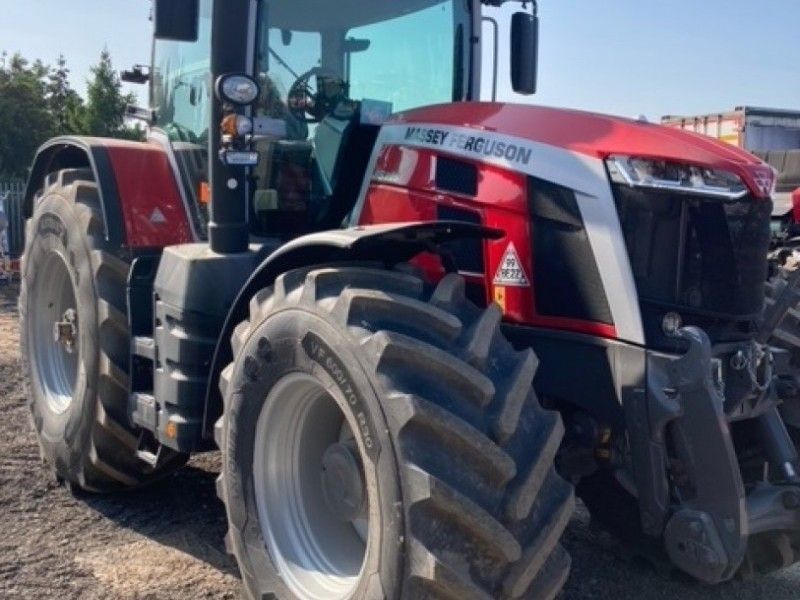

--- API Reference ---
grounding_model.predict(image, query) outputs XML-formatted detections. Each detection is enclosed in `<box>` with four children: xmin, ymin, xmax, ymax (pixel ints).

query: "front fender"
<box><xmin>25</xmin><ymin>137</ymin><xmax>127</xmax><ymax>246</ymax></box>
<box><xmin>201</xmin><ymin>221</ymin><xmax>503</xmax><ymax>439</ymax></box>
<box><xmin>25</xmin><ymin>136</ymin><xmax>194</xmax><ymax>249</ymax></box>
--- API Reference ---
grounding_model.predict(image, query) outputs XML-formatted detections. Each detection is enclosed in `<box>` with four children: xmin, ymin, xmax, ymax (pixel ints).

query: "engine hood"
<box><xmin>392</xmin><ymin>102</ymin><xmax>775</xmax><ymax>199</ymax></box>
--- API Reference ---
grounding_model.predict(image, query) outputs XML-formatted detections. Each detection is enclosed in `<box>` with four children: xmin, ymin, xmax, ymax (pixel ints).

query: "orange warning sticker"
<box><xmin>494</xmin><ymin>286</ymin><xmax>507</xmax><ymax>313</ymax></box>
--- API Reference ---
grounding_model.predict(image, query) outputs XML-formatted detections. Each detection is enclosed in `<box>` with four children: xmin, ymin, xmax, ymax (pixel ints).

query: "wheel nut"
<box><xmin>53</xmin><ymin>309</ymin><xmax>78</xmax><ymax>353</ymax></box>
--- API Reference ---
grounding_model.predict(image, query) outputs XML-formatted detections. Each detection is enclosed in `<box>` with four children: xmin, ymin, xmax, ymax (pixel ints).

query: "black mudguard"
<box><xmin>24</xmin><ymin>137</ymin><xmax>127</xmax><ymax>246</ymax></box>
<box><xmin>200</xmin><ymin>221</ymin><xmax>503</xmax><ymax>440</ymax></box>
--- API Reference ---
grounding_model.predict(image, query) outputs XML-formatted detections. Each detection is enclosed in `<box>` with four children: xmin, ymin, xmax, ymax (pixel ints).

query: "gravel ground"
<box><xmin>1</xmin><ymin>279</ymin><xmax>798</xmax><ymax>599</ymax></box>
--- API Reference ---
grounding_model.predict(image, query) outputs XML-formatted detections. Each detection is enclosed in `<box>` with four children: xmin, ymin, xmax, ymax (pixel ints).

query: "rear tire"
<box><xmin>763</xmin><ymin>269</ymin><xmax>800</xmax><ymax>452</ymax></box>
<box><xmin>765</xmin><ymin>268</ymin><xmax>800</xmax><ymax>428</ymax></box>
<box><xmin>19</xmin><ymin>168</ymin><xmax>186</xmax><ymax>492</ymax></box>
<box><xmin>216</xmin><ymin>266</ymin><xmax>574</xmax><ymax>599</ymax></box>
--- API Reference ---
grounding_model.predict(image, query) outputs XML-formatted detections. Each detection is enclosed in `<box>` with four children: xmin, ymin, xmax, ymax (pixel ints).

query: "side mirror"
<box><xmin>510</xmin><ymin>11</ymin><xmax>539</xmax><ymax>95</ymax></box>
<box><xmin>121</xmin><ymin>65</ymin><xmax>150</xmax><ymax>85</ymax></box>
<box><xmin>154</xmin><ymin>0</ymin><xmax>200</xmax><ymax>42</ymax></box>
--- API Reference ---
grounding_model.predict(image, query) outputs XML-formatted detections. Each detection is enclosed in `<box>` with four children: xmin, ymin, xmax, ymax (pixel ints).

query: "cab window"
<box><xmin>151</xmin><ymin>0</ymin><xmax>213</xmax><ymax>236</ymax></box>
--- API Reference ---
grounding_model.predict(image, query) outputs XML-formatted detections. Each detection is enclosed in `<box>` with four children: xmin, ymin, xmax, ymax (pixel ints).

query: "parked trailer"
<box><xmin>661</xmin><ymin>106</ymin><xmax>800</xmax><ymax>152</ymax></box>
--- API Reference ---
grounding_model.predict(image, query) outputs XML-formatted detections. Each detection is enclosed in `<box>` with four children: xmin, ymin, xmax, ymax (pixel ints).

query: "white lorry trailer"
<box><xmin>664</xmin><ymin>107</ymin><xmax>800</xmax><ymax>224</ymax></box>
<box><xmin>661</xmin><ymin>106</ymin><xmax>800</xmax><ymax>152</ymax></box>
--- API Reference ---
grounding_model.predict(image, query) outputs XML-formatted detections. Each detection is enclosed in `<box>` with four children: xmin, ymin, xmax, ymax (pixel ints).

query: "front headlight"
<box><xmin>606</xmin><ymin>155</ymin><xmax>749</xmax><ymax>200</ymax></box>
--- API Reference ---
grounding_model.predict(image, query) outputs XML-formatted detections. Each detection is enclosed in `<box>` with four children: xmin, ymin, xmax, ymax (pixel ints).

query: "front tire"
<box><xmin>216</xmin><ymin>266</ymin><xmax>574</xmax><ymax>600</ymax></box>
<box><xmin>19</xmin><ymin>168</ymin><xmax>186</xmax><ymax>492</ymax></box>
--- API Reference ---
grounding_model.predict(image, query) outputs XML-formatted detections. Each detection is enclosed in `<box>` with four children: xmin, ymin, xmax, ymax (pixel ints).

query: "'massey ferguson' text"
<box><xmin>404</xmin><ymin>126</ymin><xmax>533</xmax><ymax>166</ymax></box>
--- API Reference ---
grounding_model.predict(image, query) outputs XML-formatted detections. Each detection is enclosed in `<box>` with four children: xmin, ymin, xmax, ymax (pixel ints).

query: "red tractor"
<box><xmin>19</xmin><ymin>1</ymin><xmax>798</xmax><ymax>598</ymax></box>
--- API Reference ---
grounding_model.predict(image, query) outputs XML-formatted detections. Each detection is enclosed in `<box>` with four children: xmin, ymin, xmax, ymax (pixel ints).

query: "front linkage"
<box><xmin>625</xmin><ymin>325</ymin><xmax>800</xmax><ymax>582</ymax></box>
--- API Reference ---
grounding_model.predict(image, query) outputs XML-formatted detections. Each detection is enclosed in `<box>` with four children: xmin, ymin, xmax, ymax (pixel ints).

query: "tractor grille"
<box><xmin>613</xmin><ymin>185</ymin><xmax>772</xmax><ymax>346</ymax></box>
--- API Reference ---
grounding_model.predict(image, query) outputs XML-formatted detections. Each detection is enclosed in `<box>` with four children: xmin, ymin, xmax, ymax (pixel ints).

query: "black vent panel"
<box><xmin>436</xmin><ymin>157</ymin><xmax>478</xmax><ymax>197</ymax></box>
<box><xmin>437</xmin><ymin>205</ymin><xmax>484</xmax><ymax>274</ymax></box>
<box><xmin>529</xmin><ymin>177</ymin><xmax>614</xmax><ymax>325</ymax></box>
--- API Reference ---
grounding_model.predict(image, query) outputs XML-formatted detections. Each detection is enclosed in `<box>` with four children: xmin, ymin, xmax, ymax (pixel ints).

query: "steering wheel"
<box><xmin>288</xmin><ymin>67</ymin><xmax>347</xmax><ymax>124</ymax></box>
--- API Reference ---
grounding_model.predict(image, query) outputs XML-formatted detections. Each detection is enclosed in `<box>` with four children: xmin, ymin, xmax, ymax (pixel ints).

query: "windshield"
<box><xmin>254</xmin><ymin>0</ymin><xmax>470</xmax><ymax>122</ymax></box>
<box><xmin>244</xmin><ymin>0</ymin><xmax>472</xmax><ymax>239</ymax></box>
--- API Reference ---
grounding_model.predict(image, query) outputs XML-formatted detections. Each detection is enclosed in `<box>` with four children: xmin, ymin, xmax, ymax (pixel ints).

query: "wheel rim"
<box><xmin>254</xmin><ymin>372</ymin><xmax>370</xmax><ymax>600</ymax></box>
<box><xmin>30</xmin><ymin>251</ymin><xmax>79</xmax><ymax>414</ymax></box>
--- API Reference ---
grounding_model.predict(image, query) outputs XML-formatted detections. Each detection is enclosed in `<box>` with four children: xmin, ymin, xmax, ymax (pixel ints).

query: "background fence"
<box><xmin>1</xmin><ymin>181</ymin><xmax>25</xmax><ymax>258</ymax></box>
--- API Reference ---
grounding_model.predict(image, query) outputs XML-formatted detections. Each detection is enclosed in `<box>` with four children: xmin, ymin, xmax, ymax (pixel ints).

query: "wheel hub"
<box><xmin>321</xmin><ymin>440</ymin><xmax>366</xmax><ymax>523</ymax></box>
<box><xmin>53</xmin><ymin>308</ymin><xmax>78</xmax><ymax>353</ymax></box>
<box><xmin>253</xmin><ymin>372</ymin><xmax>370</xmax><ymax>599</ymax></box>
<box><xmin>30</xmin><ymin>252</ymin><xmax>79</xmax><ymax>414</ymax></box>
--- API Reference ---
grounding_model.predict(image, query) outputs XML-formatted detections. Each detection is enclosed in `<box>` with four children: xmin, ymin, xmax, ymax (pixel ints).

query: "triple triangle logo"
<box><xmin>150</xmin><ymin>208</ymin><xmax>167</xmax><ymax>225</ymax></box>
<box><xmin>493</xmin><ymin>242</ymin><xmax>530</xmax><ymax>287</ymax></box>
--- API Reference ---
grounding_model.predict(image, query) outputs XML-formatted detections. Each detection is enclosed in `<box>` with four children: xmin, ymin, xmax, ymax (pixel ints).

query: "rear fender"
<box><xmin>24</xmin><ymin>136</ymin><xmax>194</xmax><ymax>249</ymax></box>
<box><xmin>201</xmin><ymin>221</ymin><xmax>503</xmax><ymax>439</ymax></box>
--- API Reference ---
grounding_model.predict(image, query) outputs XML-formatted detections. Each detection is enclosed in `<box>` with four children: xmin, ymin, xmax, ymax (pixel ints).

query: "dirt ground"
<box><xmin>1</xmin><ymin>280</ymin><xmax>799</xmax><ymax>599</ymax></box>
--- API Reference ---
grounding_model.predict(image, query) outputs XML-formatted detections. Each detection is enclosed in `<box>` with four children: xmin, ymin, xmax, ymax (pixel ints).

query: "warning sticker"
<box><xmin>494</xmin><ymin>286</ymin><xmax>507</xmax><ymax>312</ymax></box>
<box><xmin>493</xmin><ymin>243</ymin><xmax>530</xmax><ymax>287</ymax></box>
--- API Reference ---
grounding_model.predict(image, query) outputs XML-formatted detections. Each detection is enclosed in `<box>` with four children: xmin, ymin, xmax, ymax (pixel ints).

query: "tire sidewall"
<box><xmin>223</xmin><ymin>308</ymin><xmax>403</xmax><ymax>600</ymax></box>
<box><xmin>20</xmin><ymin>192</ymin><xmax>99</xmax><ymax>477</ymax></box>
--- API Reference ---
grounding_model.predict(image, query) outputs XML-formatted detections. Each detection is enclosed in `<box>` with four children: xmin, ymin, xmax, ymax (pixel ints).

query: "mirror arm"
<box><xmin>480</xmin><ymin>17</ymin><xmax>500</xmax><ymax>102</ymax></box>
<box><xmin>481</xmin><ymin>0</ymin><xmax>537</xmax><ymax>10</ymax></box>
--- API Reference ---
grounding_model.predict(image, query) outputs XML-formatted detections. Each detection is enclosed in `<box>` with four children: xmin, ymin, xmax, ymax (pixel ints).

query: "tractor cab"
<box><xmin>149</xmin><ymin>0</ymin><xmax>537</xmax><ymax>244</ymax></box>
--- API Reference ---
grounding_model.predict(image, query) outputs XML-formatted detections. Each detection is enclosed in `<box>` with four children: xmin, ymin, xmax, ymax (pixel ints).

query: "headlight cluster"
<box><xmin>606</xmin><ymin>155</ymin><xmax>749</xmax><ymax>200</ymax></box>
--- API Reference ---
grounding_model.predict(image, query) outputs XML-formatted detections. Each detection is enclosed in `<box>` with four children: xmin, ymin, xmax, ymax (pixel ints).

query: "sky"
<box><xmin>1</xmin><ymin>0</ymin><xmax>798</xmax><ymax>121</ymax></box>
<box><xmin>0</xmin><ymin>0</ymin><xmax>152</xmax><ymax>103</ymax></box>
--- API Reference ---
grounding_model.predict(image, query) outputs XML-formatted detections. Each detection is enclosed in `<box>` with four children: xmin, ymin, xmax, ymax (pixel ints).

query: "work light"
<box><xmin>216</xmin><ymin>73</ymin><xmax>260</xmax><ymax>106</ymax></box>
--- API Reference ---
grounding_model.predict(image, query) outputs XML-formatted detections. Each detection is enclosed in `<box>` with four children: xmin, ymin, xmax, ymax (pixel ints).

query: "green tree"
<box><xmin>47</xmin><ymin>54</ymin><xmax>85</xmax><ymax>135</ymax></box>
<box><xmin>0</xmin><ymin>48</ymin><xmax>144</xmax><ymax>178</ymax></box>
<box><xmin>83</xmin><ymin>48</ymin><xmax>141</xmax><ymax>139</ymax></box>
<box><xmin>0</xmin><ymin>52</ymin><xmax>56</xmax><ymax>178</ymax></box>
